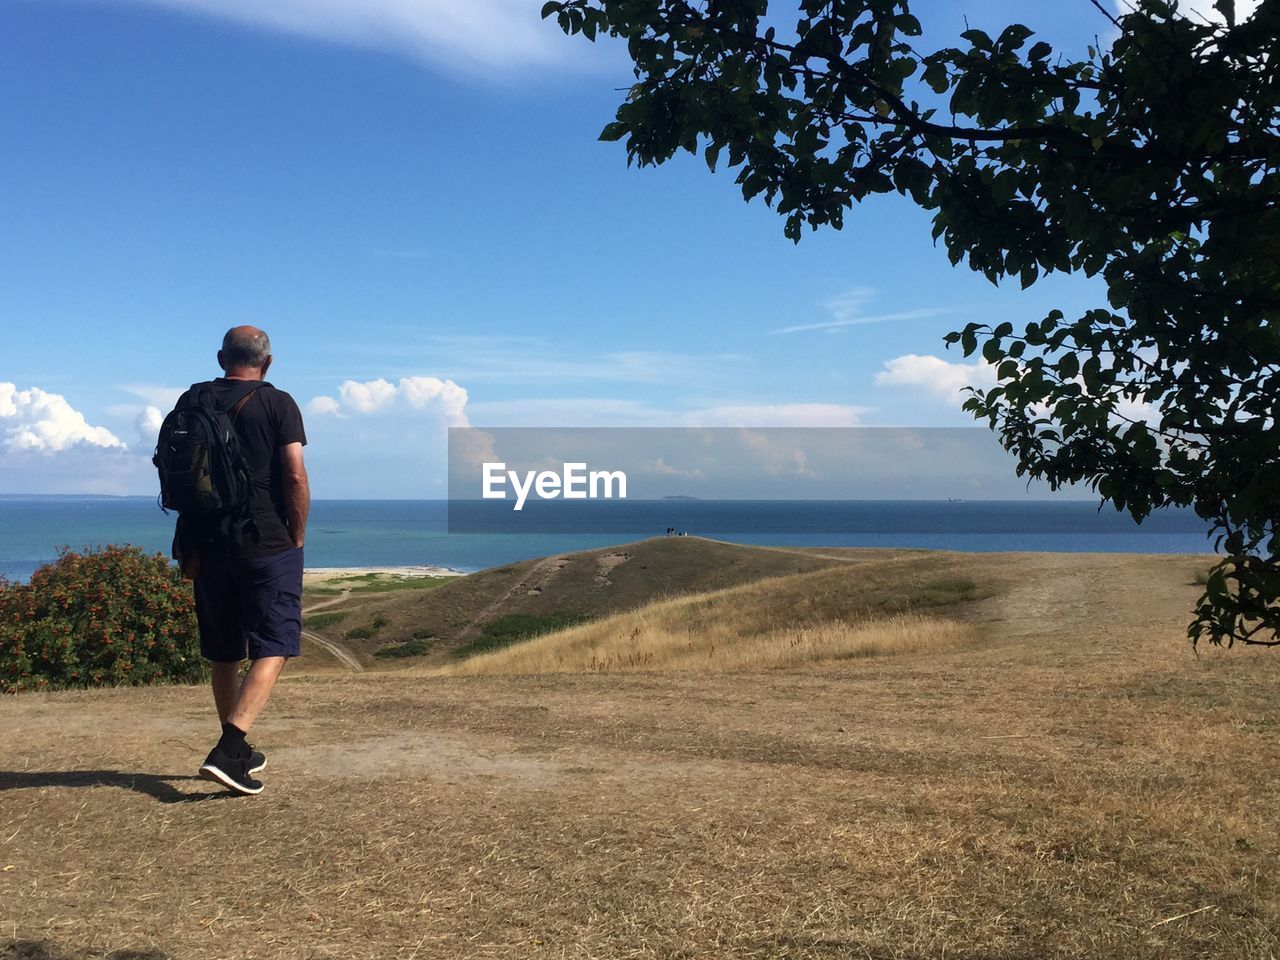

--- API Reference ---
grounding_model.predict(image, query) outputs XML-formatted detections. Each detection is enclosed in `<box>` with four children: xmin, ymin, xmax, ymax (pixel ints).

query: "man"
<box><xmin>174</xmin><ymin>326</ymin><xmax>310</xmax><ymax>796</ymax></box>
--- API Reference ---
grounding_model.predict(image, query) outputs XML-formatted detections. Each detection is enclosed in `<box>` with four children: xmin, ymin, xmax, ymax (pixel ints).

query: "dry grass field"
<box><xmin>434</xmin><ymin>563</ymin><xmax>986</xmax><ymax>675</ymax></box>
<box><xmin>2</xmin><ymin>542</ymin><xmax>1279</xmax><ymax>960</ymax></box>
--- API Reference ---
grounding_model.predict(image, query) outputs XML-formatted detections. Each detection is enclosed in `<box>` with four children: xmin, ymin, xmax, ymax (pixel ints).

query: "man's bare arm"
<box><xmin>280</xmin><ymin>442</ymin><xmax>310</xmax><ymax>548</ymax></box>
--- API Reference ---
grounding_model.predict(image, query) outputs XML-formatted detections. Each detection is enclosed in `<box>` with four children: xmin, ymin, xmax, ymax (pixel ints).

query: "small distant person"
<box><xmin>167</xmin><ymin>326</ymin><xmax>310</xmax><ymax>795</ymax></box>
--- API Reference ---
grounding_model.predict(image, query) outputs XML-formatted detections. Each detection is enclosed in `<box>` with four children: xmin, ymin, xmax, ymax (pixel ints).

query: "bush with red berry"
<box><xmin>0</xmin><ymin>545</ymin><xmax>206</xmax><ymax>693</ymax></box>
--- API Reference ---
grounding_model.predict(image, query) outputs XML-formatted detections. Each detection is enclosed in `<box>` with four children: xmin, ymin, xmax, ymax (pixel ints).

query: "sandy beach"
<box><xmin>303</xmin><ymin>565</ymin><xmax>468</xmax><ymax>585</ymax></box>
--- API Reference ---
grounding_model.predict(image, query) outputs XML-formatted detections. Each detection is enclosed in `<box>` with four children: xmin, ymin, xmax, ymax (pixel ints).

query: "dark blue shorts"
<box><xmin>194</xmin><ymin>546</ymin><xmax>304</xmax><ymax>662</ymax></box>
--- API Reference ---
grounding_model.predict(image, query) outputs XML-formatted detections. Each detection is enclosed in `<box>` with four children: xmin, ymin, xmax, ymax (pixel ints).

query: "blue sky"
<box><xmin>0</xmin><ymin>0</ymin><xmax>1226</xmax><ymax>497</ymax></box>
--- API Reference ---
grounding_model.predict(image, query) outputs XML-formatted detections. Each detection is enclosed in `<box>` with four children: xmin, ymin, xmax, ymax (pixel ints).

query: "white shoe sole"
<box><xmin>249</xmin><ymin>758</ymin><xmax>266</xmax><ymax>775</ymax></box>
<box><xmin>199</xmin><ymin>763</ymin><xmax>264</xmax><ymax>795</ymax></box>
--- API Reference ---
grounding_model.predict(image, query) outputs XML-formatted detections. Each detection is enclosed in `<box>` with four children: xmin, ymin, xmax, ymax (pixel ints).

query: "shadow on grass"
<box><xmin>0</xmin><ymin>770</ymin><xmax>235</xmax><ymax>804</ymax></box>
<box><xmin>3</xmin><ymin>941</ymin><xmax>168</xmax><ymax>959</ymax></box>
<box><xmin>767</xmin><ymin>942</ymin><xmax>1044</xmax><ymax>960</ymax></box>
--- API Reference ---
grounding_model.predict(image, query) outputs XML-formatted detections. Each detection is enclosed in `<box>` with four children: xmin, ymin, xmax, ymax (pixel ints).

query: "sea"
<box><xmin>0</xmin><ymin>496</ymin><xmax>1218</xmax><ymax>583</ymax></box>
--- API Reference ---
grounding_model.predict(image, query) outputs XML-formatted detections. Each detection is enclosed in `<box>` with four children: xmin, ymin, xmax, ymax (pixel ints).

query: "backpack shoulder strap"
<box><xmin>176</xmin><ymin>381</ymin><xmax>213</xmax><ymax>410</ymax></box>
<box><xmin>228</xmin><ymin>382</ymin><xmax>265</xmax><ymax>422</ymax></box>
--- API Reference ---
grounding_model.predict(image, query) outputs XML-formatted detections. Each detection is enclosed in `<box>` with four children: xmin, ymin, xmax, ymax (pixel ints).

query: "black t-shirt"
<box><xmin>174</xmin><ymin>378</ymin><xmax>307</xmax><ymax>557</ymax></box>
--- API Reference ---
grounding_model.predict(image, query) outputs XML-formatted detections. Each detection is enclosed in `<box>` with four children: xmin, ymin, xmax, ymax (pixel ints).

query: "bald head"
<box><xmin>219</xmin><ymin>326</ymin><xmax>272</xmax><ymax>376</ymax></box>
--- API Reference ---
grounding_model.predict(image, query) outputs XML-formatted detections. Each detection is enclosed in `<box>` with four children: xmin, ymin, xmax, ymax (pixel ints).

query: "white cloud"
<box><xmin>106</xmin><ymin>385</ymin><xmax>182</xmax><ymax>450</ymax></box>
<box><xmin>876</xmin><ymin>355</ymin><xmax>1163</xmax><ymax>430</ymax></box>
<box><xmin>119</xmin><ymin>383</ymin><xmax>184</xmax><ymax>410</ymax></box>
<box><xmin>338</xmin><ymin>335</ymin><xmax>746</xmax><ymax>389</ymax></box>
<box><xmin>683</xmin><ymin>403</ymin><xmax>870</xmax><ymax>428</ymax></box>
<box><xmin>466</xmin><ymin>397</ymin><xmax>664</xmax><ymax>426</ymax></box>
<box><xmin>308</xmin><ymin>375</ymin><xmax>470</xmax><ymax>424</ymax></box>
<box><xmin>0</xmin><ymin>446</ymin><xmax>155</xmax><ymax>496</ymax></box>
<box><xmin>875</xmin><ymin>354</ymin><xmax>997</xmax><ymax>398</ymax></box>
<box><xmin>106</xmin><ymin>0</ymin><xmax>597</xmax><ymax>75</ymax></box>
<box><xmin>451</xmin><ymin>349</ymin><xmax>717</xmax><ymax>385</ymax></box>
<box><xmin>464</xmin><ymin>397</ymin><xmax>870</xmax><ymax>427</ymax></box>
<box><xmin>302</xmin><ymin>375</ymin><xmax>473</xmax><ymax>498</ymax></box>
<box><xmin>308</xmin><ymin>395</ymin><xmax>342</xmax><ymax>416</ymax></box>
<box><xmin>335</xmin><ymin>377</ymin><xmax>399</xmax><ymax>414</ymax></box>
<box><xmin>770</xmin><ymin>288</ymin><xmax>945</xmax><ymax>335</ymax></box>
<box><xmin>312</xmin><ymin>381</ymin><xmax>867</xmax><ymax>431</ymax></box>
<box><xmin>644</xmin><ymin>458</ymin><xmax>705</xmax><ymax>480</ymax></box>
<box><xmin>0</xmin><ymin>383</ymin><xmax>125</xmax><ymax>453</ymax></box>
<box><xmin>731</xmin><ymin>430</ymin><xmax>819</xmax><ymax>478</ymax></box>
<box><xmin>135</xmin><ymin>405</ymin><xmax>165</xmax><ymax>446</ymax></box>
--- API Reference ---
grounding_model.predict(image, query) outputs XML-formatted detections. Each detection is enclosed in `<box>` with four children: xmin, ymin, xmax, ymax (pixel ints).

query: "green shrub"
<box><xmin>452</xmin><ymin>612</ymin><xmax>588</xmax><ymax>660</ymax></box>
<box><xmin>0</xmin><ymin>545</ymin><xmax>205</xmax><ymax>693</ymax></box>
<box><xmin>344</xmin><ymin>613</ymin><xmax>390</xmax><ymax>641</ymax></box>
<box><xmin>411</xmin><ymin>628</ymin><xmax>435</xmax><ymax>640</ymax></box>
<box><xmin>374</xmin><ymin>638</ymin><xmax>433</xmax><ymax>659</ymax></box>
<box><xmin>908</xmin><ymin>577</ymin><xmax>985</xmax><ymax>608</ymax></box>
<box><xmin>304</xmin><ymin>611</ymin><xmax>348</xmax><ymax>631</ymax></box>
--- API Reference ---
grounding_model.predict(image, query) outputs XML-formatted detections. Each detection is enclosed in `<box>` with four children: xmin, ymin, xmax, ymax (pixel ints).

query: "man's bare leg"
<box><xmin>211</xmin><ymin>661</ymin><xmax>242</xmax><ymax>725</ymax></box>
<box><xmin>227</xmin><ymin>656</ymin><xmax>287</xmax><ymax>733</ymax></box>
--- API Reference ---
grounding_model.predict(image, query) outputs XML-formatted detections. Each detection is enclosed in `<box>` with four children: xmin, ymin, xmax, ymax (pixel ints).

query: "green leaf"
<box><xmin>922</xmin><ymin>60</ymin><xmax>950</xmax><ymax>95</ymax></box>
<box><xmin>893</xmin><ymin>13</ymin><xmax>923</xmax><ymax>37</ymax></box>
<box><xmin>997</xmin><ymin>24</ymin><xmax>1033</xmax><ymax>50</ymax></box>
<box><xmin>599</xmin><ymin>121</ymin><xmax>628</xmax><ymax>143</ymax></box>
<box><xmin>705</xmin><ymin>143</ymin><xmax>721</xmax><ymax>172</ymax></box>
<box><xmin>960</xmin><ymin>29</ymin><xmax>993</xmax><ymax>50</ymax></box>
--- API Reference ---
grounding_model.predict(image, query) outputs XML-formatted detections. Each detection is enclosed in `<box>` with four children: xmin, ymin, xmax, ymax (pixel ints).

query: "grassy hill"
<box><xmin>299</xmin><ymin>537</ymin><xmax>998</xmax><ymax>670</ymax></box>
<box><xmin>300</xmin><ymin>537</ymin><xmax>907</xmax><ymax>668</ymax></box>
<box><xmin>435</xmin><ymin>553</ymin><xmax>993</xmax><ymax>675</ymax></box>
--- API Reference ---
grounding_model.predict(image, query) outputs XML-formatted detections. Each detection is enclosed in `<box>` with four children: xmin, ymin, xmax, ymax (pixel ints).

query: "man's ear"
<box><xmin>217</xmin><ymin>350</ymin><xmax>227</xmax><ymax>372</ymax></box>
<box><xmin>260</xmin><ymin>356</ymin><xmax>272</xmax><ymax>379</ymax></box>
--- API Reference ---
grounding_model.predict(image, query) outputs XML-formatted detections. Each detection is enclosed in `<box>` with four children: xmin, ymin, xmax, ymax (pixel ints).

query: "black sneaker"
<box><xmin>199</xmin><ymin>745</ymin><xmax>264</xmax><ymax>796</ymax></box>
<box><xmin>248</xmin><ymin>747</ymin><xmax>266</xmax><ymax>775</ymax></box>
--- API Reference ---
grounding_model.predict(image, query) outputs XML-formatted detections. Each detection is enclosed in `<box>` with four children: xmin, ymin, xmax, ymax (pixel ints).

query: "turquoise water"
<box><xmin>0</xmin><ymin>496</ymin><xmax>1216</xmax><ymax>582</ymax></box>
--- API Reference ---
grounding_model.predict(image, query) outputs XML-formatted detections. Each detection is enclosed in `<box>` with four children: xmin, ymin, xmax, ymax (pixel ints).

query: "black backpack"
<box><xmin>153</xmin><ymin>381</ymin><xmax>265</xmax><ymax>542</ymax></box>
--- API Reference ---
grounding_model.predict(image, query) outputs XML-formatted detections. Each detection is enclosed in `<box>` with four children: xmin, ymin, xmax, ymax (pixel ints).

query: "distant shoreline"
<box><xmin>305</xmin><ymin>565</ymin><xmax>468</xmax><ymax>583</ymax></box>
<box><xmin>1</xmin><ymin>499</ymin><xmax>1218</xmax><ymax>587</ymax></box>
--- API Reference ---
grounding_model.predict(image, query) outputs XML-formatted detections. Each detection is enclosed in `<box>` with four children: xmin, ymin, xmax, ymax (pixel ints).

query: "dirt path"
<box><xmin>696</xmin><ymin>535</ymin><xmax>899</xmax><ymax>564</ymax></box>
<box><xmin>454</xmin><ymin>554</ymin><xmax>572</xmax><ymax>642</ymax></box>
<box><xmin>301</xmin><ymin>587</ymin><xmax>354</xmax><ymax>615</ymax></box>
<box><xmin>300</xmin><ymin>628</ymin><xmax>364</xmax><ymax>672</ymax></box>
<box><xmin>298</xmin><ymin>590</ymin><xmax>364</xmax><ymax>672</ymax></box>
